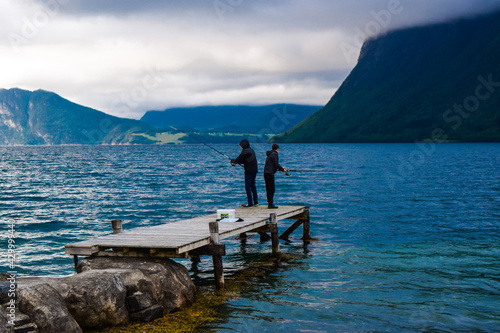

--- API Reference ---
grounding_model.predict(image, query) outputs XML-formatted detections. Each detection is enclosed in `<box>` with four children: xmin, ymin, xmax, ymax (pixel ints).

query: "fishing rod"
<box><xmin>169</xmin><ymin>126</ymin><xmax>298</xmax><ymax>175</ymax></box>
<box><xmin>169</xmin><ymin>126</ymin><xmax>243</xmax><ymax>167</ymax></box>
<box><xmin>286</xmin><ymin>169</ymin><xmax>332</xmax><ymax>173</ymax></box>
<box><xmin>281</xmin><ymin>169</ymin><xmax>333</xmax><ymax>176</ymax></box>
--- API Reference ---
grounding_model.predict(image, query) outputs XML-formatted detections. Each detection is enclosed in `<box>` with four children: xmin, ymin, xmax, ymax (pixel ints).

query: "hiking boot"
<box><xmin>268</xmin><ymin>205</ymin><xmax>278</xmax><ymax>209</ymax></box>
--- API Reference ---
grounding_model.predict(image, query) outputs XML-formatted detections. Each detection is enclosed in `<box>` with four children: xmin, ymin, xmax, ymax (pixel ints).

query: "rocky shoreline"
<box><xmin>0</xmin><ymin>257</ymin><xmax>196</xmax><ymax>333</ymax></box>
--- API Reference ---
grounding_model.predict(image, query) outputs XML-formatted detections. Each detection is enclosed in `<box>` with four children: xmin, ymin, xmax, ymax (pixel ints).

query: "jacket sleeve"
<box><xmin>233</xmin><ymin>150</ymin><xmax>247</xmax><ymax>165</ymax></box>
<box><xmin>272</xmin><ymin>153</ymin><xmax>284</xmax><ymax>172</ymax></box>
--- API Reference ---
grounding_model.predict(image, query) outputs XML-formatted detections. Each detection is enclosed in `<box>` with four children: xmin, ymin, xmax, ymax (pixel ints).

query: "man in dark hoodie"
<box><xmin>264</xmin><ymin>143</ymin><xmax>287</xmax><ymax>209</ymax></box>
<box><xmin>230</xmin><ymin>139</ymin><xmax>258</xmax><ymax>207</ymax></box>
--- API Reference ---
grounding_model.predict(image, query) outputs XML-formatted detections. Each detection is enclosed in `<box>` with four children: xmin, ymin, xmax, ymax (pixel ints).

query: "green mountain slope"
<box><xmin>0</xmin><ymin>88</ymin><xmax>161</xmax><ymax>145</ymax></box>
<box><xmin>273</xmin><ymin>11</ymin><xmax>500</xmax><ymax>143</ymax></box>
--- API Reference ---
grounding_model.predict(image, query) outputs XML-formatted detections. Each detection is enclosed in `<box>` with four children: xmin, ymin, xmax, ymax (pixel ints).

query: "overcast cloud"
<box><xmin>1</xmin><ymin>0</ymin><xmax>500</xmax><ymax>119</ymax></box>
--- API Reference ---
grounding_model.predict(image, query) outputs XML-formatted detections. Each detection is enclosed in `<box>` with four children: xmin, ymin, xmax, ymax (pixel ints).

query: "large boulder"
<box><xmin>77</xmin><ymin>257</ymin><xmax>196</xmax><ymax>312</ymax></box>
<box><xmin>16</xmin><ymin>272</ymin><xmax>128</xmax><ymax>329</ymax></box>
<box><xmin>52</xmin><ymin>271</ymin><xmax>129</xmax><ymax>328</ymax></box>
<box><xmin>16</xmin><ymin>283</ymin><xmax>82</xmax><ymax>333</ymax></box>
<box><xmin>3</xmin><ymin>256</ymin><xmax>196</xmax><ymax>330</ymax></box>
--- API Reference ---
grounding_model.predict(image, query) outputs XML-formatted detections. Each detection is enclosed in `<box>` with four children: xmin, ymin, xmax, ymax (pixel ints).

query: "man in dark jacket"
<box><xmin>230</xmin><ymin>139</ymin><xmax>258</xmax><ymax>207</ymax></box>
<box><xmin>263</xmin><ymin>143</ymin><xmax>287</xmax><ymax>209</ymax></box>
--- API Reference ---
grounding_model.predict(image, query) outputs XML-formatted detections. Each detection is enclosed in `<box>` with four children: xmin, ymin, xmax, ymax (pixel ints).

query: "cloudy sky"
<box><xmin>1</xmin><ymin>0</ymin><xmax>500</xmax><ymax>119</ymax></box>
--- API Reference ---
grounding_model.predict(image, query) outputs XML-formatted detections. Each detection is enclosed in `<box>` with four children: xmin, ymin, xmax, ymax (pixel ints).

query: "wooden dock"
<box><xmin>65</xmin><ymin>205</ymin><xmax>310</xmax><ymax>288</ymax></box>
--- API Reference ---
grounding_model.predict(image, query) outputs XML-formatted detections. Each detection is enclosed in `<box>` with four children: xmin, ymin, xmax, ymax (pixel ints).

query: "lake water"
<box><xmin>1</xmin><ymin>143</ymin><xmax>499</xmax><ymax>332</ymax></box>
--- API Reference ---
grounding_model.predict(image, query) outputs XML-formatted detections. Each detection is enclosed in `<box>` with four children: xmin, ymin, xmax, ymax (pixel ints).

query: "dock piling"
<box><xmin>209</xmin><ymin>221</ymin><xmax>225</xmax><ymax>289</ymax></box>
<box><xmin>301</xmin><ymin>207</ymin><xmax>311</xmax><ymax>241</ymax></box>
<box><xmin>111</xmin><ymin>219</ymin><xmax>123</xmax><ymax>234</ymax></box>
<box><xmin>269</xmin><ymin>213</ymin><xmax>280</xmax><ymax>257</ymax></box>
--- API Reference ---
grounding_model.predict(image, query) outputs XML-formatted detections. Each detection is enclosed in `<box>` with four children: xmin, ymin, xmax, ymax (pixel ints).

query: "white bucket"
<box><xmin>217</xmin><ymin>209</ymin><xmax>235</xmax><ymax>220</ymax></box>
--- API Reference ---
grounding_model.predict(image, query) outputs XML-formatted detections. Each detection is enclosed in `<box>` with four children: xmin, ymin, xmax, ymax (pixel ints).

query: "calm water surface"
<box><xmin>1</xmin><ymin>143</ymin><xmax>499</xmax><ymax>332</ymax></box>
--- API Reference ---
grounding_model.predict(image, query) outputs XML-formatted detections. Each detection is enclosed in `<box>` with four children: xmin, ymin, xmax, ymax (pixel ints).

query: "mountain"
<box><xmin>141</xmin><ymin>104</ymin><xmax>320</xmax><ymax>137</ymax></box>
<box><xmin>0</xmin><ymin>89</ymin><xmax>319</xmax><ymax>145</ymax></box>
<box><xmin>0</xmin><ymin>88</ymin><xmax>163</xmax><ymax>145</ymax></box>
<box><xmin>273</xmin><ymin>10</ymin><xmax>500</xmax><ymax>143</ymax></box>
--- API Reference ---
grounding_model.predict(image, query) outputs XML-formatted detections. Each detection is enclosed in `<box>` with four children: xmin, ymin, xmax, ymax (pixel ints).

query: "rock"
<box><xmin>16</xmin><ymin>283</ymin><xmax>82</xmax><ymax>333</ymax></box>
<box><xmin>0</xmin><ymin>276</ymin><xmax>16</xmax><ymax>305</ymax></box>
<box><xmin>0</xmin><ymin>273</ymin><xmax>12</xmax><ymax>281</ymax></box>
<box><xmin>129</xmin><ymin>304</ymin><xmax>164</xmax><ymax>323</ymax></box>
<box><xmin>12</xmin><ymin>313</ymin><xmax>31</xmax><ymax>327</ymax></box>
<box><xmin>13</xmin><ymin>323</ymin><xmax>38</xmax><ymax>333</ymax></box>
<box><xmin>126</xmin><ymin>292</ymin><xmax>153</xmax><ymax>313</ymax></box>
<box><xmin>51</xmin><ymin>271</ymin><xmax>129</xmax><ymax>329</ymax></box>
<box><xmin>0</xmin><ymin>305</ymin><xmax>14</xmax><ymax>333</ymax></box>
<box><xmin>16</xmin><ymin>274</ymin><xmax>126</xmax><ymax>330</ymax></box>
<box><xmin>125</xmin><ymin>292</ymin><xmax>164</xmax><ymax>323</ymax></box>
<box><xmin>0</xmin><ymin>294</ymin><xmax>37</xmax><ymax>333</ymax></box>
<box><xmin>17</xmin><ymin>271</ymin><xmax>129</xmax><ymax>329</ymax></box>
<box><xmin>2</xmin><ymin>255</ymin><xmax>196</xmax><ymax>331</ymax></box>
<box><xmin>77</xmin><ymin>257</ymin><xmax>195</xmax><ymax>312</ymax></box>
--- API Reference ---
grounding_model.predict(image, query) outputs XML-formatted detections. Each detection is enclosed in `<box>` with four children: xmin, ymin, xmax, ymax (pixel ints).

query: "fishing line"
<box><xmin>286</xmin><ymin>169</ymin><xmax>332</xmax><ymax>173</ymax></box>
<box><xmin>169</xmin><ymin>126</ymin><xmax>301</xmax><ymax>176</ymax></box>
<box><xmin>169</xmin><ymin>126</ymin><xmax>243</xmax><ymax>167</ymax></box>
<box><xmin>281</xmin><ymin>169</ymin><xmax>335</xmax><ymax>176</ymax></box>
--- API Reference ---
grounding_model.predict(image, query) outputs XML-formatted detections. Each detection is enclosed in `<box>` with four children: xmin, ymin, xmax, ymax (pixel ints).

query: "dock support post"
<box><xmin>73</xmin><ymin>255</ymin><xmax>78</xmax><ymax>271</ymax></box>
<box><xmin>279</xmin><ymin>207</ymin><xmax>311</xmax><ymax>241</ymax></box>
<box><xmin>269</xmin><ymin>213</ymin><xmax>280</xmax><ymax>257</ymax></box>
<box><xmin>111</xmin><ymin>219</ymin><xmax>122</xmax><ymax>234</ymax></box>
<box><xmin>209</xmin><ymin>222</ymin><xmax>225</xmax><ymax>289</ymax></box>
<box><xmin>301</xmin><ymin>207</ymin><xmax>311</xmax><ymax>241</ymax></box>
<box><xmin>111</xmin><ymin>219</ymin><xmax>124</xmax><ymax>252</ymax></box>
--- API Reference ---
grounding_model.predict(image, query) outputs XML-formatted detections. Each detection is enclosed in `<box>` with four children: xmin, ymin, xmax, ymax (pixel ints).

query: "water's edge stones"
<box><xmin>1</xmin><ymin>256</ymin><xmax>196</xmax><ymax>331</ymax></box>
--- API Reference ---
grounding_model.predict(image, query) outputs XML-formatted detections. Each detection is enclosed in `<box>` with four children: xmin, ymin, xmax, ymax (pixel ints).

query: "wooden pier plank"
<box><xmin>65</xmin><ymin>206</ymin><xmax>307</xmax><ymax>256</ymax></box>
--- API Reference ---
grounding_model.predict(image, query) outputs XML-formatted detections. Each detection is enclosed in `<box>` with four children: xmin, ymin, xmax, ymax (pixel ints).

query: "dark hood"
<box><xmin>239</xmin><ymin>139</ymin><xmax>250</xmax><ymax>149</ymax></box>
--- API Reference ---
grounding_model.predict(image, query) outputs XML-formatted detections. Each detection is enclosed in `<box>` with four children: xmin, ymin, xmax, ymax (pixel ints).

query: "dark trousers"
<box><xmin>264</xmin><ymin>173</ymin><xmax>275</xmax><ymax>206</ymax></box>
<box><xmin>245</xmin><ymin>173</ymin><xmax>258</xmax><ymax>206</ymax></box>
